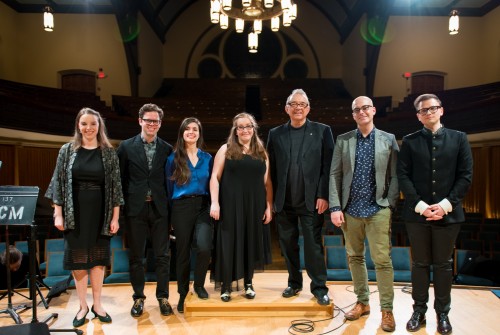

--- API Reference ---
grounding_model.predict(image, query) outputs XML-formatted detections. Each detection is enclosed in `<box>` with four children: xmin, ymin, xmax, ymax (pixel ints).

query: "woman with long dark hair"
<box><xmin>166</xmin><ymin>117</ymin><xmax>213</xmax><ymax>313</ymax></box>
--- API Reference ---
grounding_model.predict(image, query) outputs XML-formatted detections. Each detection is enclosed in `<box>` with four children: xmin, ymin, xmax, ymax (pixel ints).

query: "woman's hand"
<box><xmin>263</xmin><ymin>206</ymin><xmax>272</xmax><ymax>224</ymax></box>
<box><xmin>210</xmin><ymin>202</ymin><xmax>220</xmax><ymax>220</ymax></box>
<box><xmin>109</xmin><ymin>219</ymin><xmax>120</xmax><ymax>234</ymax></box>
<box><xmin>54</xmin><ymin>215</ymin><xmax>64</xmax><ymax>231</ymax></box>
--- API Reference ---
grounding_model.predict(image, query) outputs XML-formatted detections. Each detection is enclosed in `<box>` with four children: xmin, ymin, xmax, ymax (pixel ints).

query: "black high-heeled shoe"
<box><xmin>73</xmin><ymin>307</ymin><xmax>89</xmax><ymax>327</ymax></box>
<box><xmin>91</xmin><ymin>305</ymin><xmax>112</xmax><ymax>323</ymax></box>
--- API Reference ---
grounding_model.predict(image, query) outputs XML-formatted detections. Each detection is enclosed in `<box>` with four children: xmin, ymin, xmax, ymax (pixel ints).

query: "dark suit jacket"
<box><xmin>117</xmin><ymin>134</ymin><xmax>173</xmax><ymax>217</ymax></box>
<box><xmin>397</xmin><ymin>127</ymin><xmax>473</xmax><ymax>223</ymax></box>
<box><xmin>267</xmin><ymin>119</ymin><xmax>334</xmax><ymax>212</ymax></box>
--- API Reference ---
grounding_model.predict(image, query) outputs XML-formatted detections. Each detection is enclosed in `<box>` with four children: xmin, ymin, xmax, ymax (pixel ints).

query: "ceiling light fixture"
<box><xmin>210</xmin><ymin>0</ymin><xmax>297</xmax><ymax>53</ymax></box>
<box><xmin>43</xmin><ymin>6</ymin><xmax>54</xmax><ymax>32</ymax></box>
<box><xmin>449</xmin><ymin>10</ymin><xmax>459</xmax><ymax>35</ymax></box>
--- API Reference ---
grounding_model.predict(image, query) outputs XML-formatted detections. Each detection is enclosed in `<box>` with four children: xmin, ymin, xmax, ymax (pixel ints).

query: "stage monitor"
<box><xmin>0</xmin><ymin>186</ymin><xmax>39</xmax><ymax>225</ymax></box>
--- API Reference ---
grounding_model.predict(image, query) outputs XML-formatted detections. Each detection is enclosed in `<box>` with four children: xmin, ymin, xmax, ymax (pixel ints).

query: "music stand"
<box><xmin>0</xmin><ymin>186</ymin><xmax>82</xmax><ymax>334</ymax></box>
<box><xmin>0</xmin><ymin>186</ymin><xmax>39</xmax><ymax>324</ymax></box>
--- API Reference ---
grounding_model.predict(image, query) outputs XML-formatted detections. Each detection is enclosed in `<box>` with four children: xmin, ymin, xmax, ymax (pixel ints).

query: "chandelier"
<box><xmin>210</xmin><ymin>0</ymin><xmax>297</xmax><ymax>53</ymax></box>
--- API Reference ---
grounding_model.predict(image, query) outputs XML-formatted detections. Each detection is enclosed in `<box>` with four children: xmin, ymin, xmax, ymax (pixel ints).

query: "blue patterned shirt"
<box><xmin>345</xmin><ymin>129</ymin><xmax>381</xmax><ymax>218</ymax></box>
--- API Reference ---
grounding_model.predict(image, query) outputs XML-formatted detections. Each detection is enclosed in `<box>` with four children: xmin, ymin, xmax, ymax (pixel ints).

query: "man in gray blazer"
<box><xmin>267</xmin><ymin>89</ymin><xmax>334</xmax><ymax>306</ymax></box>
<box><xmin>329</xmin><ymin>96</ymin><xmax>399</xmax><ymax>332</ymax></box>
<box><xmin>117</xmin><ymin>103</ymin><xmax>173</xmax><ymax>318</ymax></box>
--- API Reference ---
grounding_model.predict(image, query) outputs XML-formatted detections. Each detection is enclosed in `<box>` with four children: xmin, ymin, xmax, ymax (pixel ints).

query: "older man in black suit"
<box><xmin>397</xmin><ymin>94</ymin><xmax>473</xmax><ymax>335</ymax></box>
<box><xmin>117</xmin><ymin>103</ymin><xmax>173</xmax><ymax>317</ymax></box>
<box><xmin>267</xmin><ymin>89</ymin><xmax>334</xmax><ymax>305</ymax></box>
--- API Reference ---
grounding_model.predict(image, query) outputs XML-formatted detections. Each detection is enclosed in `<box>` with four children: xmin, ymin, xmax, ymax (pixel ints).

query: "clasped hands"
<box><xmin>422</xmin><ymin>204</ymin><xmax>445</xmax><ymax>221</ymax></box>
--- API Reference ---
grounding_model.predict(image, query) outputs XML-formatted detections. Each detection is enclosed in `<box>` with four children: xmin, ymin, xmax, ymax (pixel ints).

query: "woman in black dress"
<box><xmin>46</xmin><ymin>108</ymin><xmax>123</xmax><ymax>327</ymax></box>
<box><xmin>209</xmin><ymin>112</ymin><xmax>273</xmax><ymax>302</ymax></box>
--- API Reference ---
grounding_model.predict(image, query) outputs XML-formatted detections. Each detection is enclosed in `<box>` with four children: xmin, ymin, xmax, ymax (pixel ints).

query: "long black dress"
<box><xmin>64</xmin><ymin>148</ymin><xmax>110</xmax><ymax>270</ymax></box>
<box><xmin>213</xmin><ymin>155</ymin><xmax>272</xmax><ymax>291</ymax></box>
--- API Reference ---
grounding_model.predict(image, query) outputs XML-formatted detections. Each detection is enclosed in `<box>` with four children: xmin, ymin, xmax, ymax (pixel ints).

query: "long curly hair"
<box><xmin>225</xmin><ymin>112</ymin><xmax>267</xmax><ymax>161</ymax></box>
<box><xmin>171</xmin><ymin>117</ymin><xmax>204</xmax><ymax>185</ymax></box>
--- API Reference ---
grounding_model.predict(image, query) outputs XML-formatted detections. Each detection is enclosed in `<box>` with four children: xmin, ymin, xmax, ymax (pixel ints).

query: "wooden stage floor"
<box><xmin>0</xmin><ymin>271</ymin><xmax>499</xmax><ymax>335</ymax></box>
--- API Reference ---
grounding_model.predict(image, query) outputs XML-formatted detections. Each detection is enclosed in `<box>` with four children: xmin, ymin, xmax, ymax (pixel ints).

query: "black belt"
<box><xmin>176</xmin><ymin>195</ymin><xmax>205</xmax><ymax>200</ymax></box>
<box><xmin>74</xmin><ymin>182</ymin><xmax>102</xmax><ymax>190</ymax></box>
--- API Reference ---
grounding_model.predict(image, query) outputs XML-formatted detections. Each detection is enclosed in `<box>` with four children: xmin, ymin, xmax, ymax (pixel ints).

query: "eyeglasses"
<box><xmin>288</xmin><ymin>102</ymin><xmax>309</xmax><ymax>108</ymax></box>
<box><xmin>236</xmin><ymin>125</ymin><xmax>254</xmax><ymax>131</ymax></box>
<box><xmin>142</xmin><ymin>118</ymin><xmax>161</xmax><ymax>125</ymax></box>
<box><xmin>417</xmin><ymin>106</ymin><xmax>441</xmax><ymax>115</ymax></box>
<box><xmin>352</xmin><ymin>105</ymin><xmax>372</xmax><ymax>114</ymax></box>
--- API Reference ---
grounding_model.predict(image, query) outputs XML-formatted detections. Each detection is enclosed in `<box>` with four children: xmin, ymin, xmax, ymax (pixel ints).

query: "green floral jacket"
<box><xmin>45</xmin><ymin>143</ymin><xmax>124</xmax><ymax>236</ymax></box>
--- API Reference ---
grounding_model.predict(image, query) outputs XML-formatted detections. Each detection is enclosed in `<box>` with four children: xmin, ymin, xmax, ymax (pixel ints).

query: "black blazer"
<box><xmin>117</xmin><ymin>134</ymin><xmax>173</xmax><ymax>217</ymax></box>
<box><xmin>267</xmin><ymin>119</ymin><xmax>334</xmax><ymax>212</ymax></box>
<box><xmin>397</xmin><ymin>127</ymin><xmax>473</xmax><ymax>223</ymax></box>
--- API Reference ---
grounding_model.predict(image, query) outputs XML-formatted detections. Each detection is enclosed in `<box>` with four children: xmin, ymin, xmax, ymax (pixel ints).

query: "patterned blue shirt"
<box><xmin>345</xmin><ymin>129</ymin><xmax>381</xmax><ymax>218</ymax></box>
<box><xmin>165</xmin><ymin>149</ymin><xmax>213</xmax><ymax>201</ymax></box>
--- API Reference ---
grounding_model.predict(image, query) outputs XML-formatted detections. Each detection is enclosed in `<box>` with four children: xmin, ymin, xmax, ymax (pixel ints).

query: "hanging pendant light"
<box><xmin>449</xmin><ymin>10</ymin><xmax>459</xmax><ymax>35</ymax></box>
<box><xmin>271</xmin><ymin>16</ymin><xmax>280</xmax><ymax>32</ymax></box>
<box><xmin>235</xmin><ymin>18</ymin><xmax>245</xmax><ymax>33</ymax></box>
<box><xmin>248</xmin><ymin>30</ymin><xmax>258</xmax><ymax>53</ymax></box>
<box><xmin>220</xmin><ymin>13</ymin><xmax>229</xmax><ymax>29</ymax></box>
<box><xmin>43</xmin><ymin>6</ymin><xmax>54</xmax><ymax>32</ymax></box>
<box><xmin>253</xmin><ymin>19</ymin><xmax>262</xmax><ymax>34</ymax></box>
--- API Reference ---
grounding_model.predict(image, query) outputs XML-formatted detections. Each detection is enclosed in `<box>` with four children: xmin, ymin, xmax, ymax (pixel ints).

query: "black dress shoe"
<box><xmin>406</xmin><ymin>311</ymin><xmax>426</xmax><ymax>332</ymax></box>
<box><xmin>131</xmin><ymin>298</ymin><xmax>144</xmax><ymax>317</ymax></box>
<box><xmin>220</xmin><ymin>291</ymin><xmax>231</xmax><ymax>302</ymax></box>
<box><xmin>159</xmin><ymin>298</ymin><xmax>173</xmax><ymax>316</ymax></box>
<box><xmin>314</xmin><ymin>294</ymin><xmax>330</xmax><ymax>306</ymax></box>
<box><xmin>194</xmin><ymin>286</ymin><xmax>209</xmax><ymax>300</ymax></box>
<box><xmin>282</xmin><ymin>286</ymin><xmax>302</xmax><ymax>298</ymax></box>
<box><xmin>437</xmin><ymin>313</ymin><xmax>452</xmax><ymax>334</ymax></box>
<box><xmin>72</xmin><ymin>307</ymin><xmax>89</xmax><ymax>327</ymax></box>
<box><xmin>91</xmin><ymin>305</ymin><xmax>112</xmax><ymax>323</ymax></box>
<box><xmin>177</xmin><ymin>295</ymin><xmax>186</xmax><ymax>313</ymax></box>
<box><xmin>244</xmin><ymin>284</ymin><xmax>256</xmax><ymax>299</ymax></box>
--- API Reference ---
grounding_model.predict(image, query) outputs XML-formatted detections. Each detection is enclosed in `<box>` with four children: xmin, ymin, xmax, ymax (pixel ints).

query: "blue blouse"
<box><xmin>165</xmin><ymin>149</ymin><xmax>213</xmax><ymax>201</ymax></box>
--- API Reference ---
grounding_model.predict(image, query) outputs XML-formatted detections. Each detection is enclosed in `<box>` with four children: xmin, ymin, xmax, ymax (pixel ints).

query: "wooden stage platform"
<box><xmin>0</xmin><ymin>271</ymin><xmax>499</xmax><ymax>335</ymax></box>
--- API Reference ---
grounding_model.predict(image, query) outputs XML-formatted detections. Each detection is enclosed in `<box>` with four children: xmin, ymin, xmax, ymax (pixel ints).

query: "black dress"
<box><xmin>213</xmin><ymin>155</ymin><xmax>272</xmax><ymax>291</ymax></box>
<box><xmin>64</xmin><ymin>148</ymin><xmax>110</xmax><ymax>270</ymax></box>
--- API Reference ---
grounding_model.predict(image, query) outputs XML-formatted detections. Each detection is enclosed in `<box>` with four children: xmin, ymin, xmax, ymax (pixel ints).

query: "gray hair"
<box><xmin>286</xmin><ymin>89</ymin><xmax>310</xmax><ymax>106</ymax></box>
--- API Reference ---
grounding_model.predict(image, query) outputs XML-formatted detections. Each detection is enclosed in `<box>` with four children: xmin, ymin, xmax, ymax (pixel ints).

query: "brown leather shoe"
<box><xmin>381</xmin><ymin>310</ymin><xmax>396</xmax><ymax>332</ymax></box>
<box><xmin>345</xmin><ymin>302</ymin><xmax>370</xmax><ymax>321</ymax></box>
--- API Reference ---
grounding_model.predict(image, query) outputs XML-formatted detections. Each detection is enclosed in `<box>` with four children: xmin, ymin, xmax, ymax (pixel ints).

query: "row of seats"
<box><xmin>298</xmin><ymin>236</ymin><xmax>411</xmax><ymax>282</ymax></box>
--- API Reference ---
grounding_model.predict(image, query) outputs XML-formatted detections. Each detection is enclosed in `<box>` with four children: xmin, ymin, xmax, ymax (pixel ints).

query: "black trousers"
<box><xmin>405</xmin><ymin>221</ymin><xmax>461</xmax><ymax>314</ymax></box>
<box><xmin>275</xmin><ymin>206</ymin><xmax>328</xmax><ymax>296</ymax></box>
<box><xmin>171</xmin><ymin>196</ymin><xmax>213</xmax><ymax>297</ymax></box>
<box><xmin>126</xmin><ymin>201</ymin><xmax>170</xmax><ymax>300</ymax></box>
